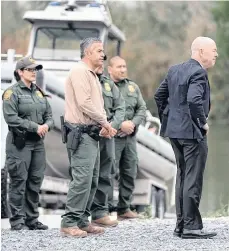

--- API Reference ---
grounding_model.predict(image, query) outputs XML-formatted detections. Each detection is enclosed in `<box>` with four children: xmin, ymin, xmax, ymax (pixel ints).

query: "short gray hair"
<box><xmin>80</xmin><ymin>37</ymin><xmax>102</xmax><ymax>59</ymax></box>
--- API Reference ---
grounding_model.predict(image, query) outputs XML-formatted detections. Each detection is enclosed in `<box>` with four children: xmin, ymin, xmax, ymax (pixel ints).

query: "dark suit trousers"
<box><xmin>170</xmin><ymin>137</ymin><xmax>208</xmax><ymax>230</ymax></box>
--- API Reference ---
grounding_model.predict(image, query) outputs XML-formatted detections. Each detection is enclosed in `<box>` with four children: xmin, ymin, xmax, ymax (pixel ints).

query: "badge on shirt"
<box><xmin>29</xmin><ymin>57</ymin><xmax>36</xmax><ymax>63</ymax></box>
<box><xmin>128</xmin><ymin>85</ymin><xmax>135</xmax><ymax>93</ymax></box>
<box><xmin>104</xmin><ymin>82</ymin><xmax>111</xmax><ymax>92</ymax></box>
<box><xmin>3</xmin><ymin>90</ymin><xmax>13</xmax><ymax>100</ymax></box>
<box><xmin>36</xmin><ymin>91</ymin><xmax>43</xmax><ymax>98</ymax></box>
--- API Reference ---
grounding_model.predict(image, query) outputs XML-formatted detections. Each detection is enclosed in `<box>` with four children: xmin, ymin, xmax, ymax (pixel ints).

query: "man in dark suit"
<box><xmin>154</xmin><ymin>37</ymin><xmax>218</xmax><ymax>239</ymax></box>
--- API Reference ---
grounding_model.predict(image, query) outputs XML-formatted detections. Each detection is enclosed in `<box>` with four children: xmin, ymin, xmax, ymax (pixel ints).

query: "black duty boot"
<box><xmin>11</xmin><ymin>224</ymin><xmax>29</xmax><ymax>231</ymax></box>
<box><xmin>173</xmin><ymin>228</ymin><xmax>183</xmax><ymax>237</ymax></box>
<box><xmin>26</xmin><ymin>221</ymin><xmax>48</xmax><ymax>230</ymax></box>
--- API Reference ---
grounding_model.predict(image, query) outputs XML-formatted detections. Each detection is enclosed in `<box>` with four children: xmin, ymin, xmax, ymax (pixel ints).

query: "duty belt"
<box><xmin>64</xmin><ymin>122</ymin><xmax>102</xmax><ymax>142</ymax></box>
<box><xmin>9</xmin><ymin>128</ymin><xmax>41</xmax><ymax>142</ymax></box>
<box><xmin>64</xmin><ymin>122</ymin><xmax>98</xmax><ymax>133</ymax></box>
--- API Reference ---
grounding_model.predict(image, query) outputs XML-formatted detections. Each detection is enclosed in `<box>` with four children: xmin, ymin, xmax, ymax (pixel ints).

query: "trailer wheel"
<box><xmin>39</xmin><ymin>191</ymin><xmax>47</xmax><ymax>209</ymax></box>
<box><xmin>150</xmin><ymin>186</ymin><xmax>157</xmax><ymax>218</ymax></box>
<box><xmin>135</xmin><ymin>205</ymin><xmax>145</xmax><ymax>214</ymax></box>
<box><xmin>52</xmin><ymin>199</ymin><xmax>64</xmax><ymax>210</ymax></box>
<box><xmin>156</xmin><ymin>189</ymin><xmax>166</xmax><ymax>219</ymax></box>
<box><xmin>1</xmin><ymin>167</ymin><xmax>9</xmax><ymax>218</ymax></box>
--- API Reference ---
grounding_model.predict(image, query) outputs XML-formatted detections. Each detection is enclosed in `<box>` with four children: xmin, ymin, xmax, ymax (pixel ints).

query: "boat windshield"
<box><xmin>33</xmin><ymin>27</ymin><xmax>99</xmax><ymax>61</ymax></box>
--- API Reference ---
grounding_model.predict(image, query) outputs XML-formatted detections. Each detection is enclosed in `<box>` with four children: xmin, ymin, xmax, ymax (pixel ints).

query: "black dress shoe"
<box><xmin>11</xmin><ymin>224</ymin><xmax>29</xmax><ymax>231</ymax></box>
<box><xmin>173</xmin><ymin>228</ymin><xmax>183</xmax><ymax>237</ymax></box>
<box><xmin>182</xmin><ymin>229</ymin><xmax>217</xmax><ymax>239</ymax></box>
<box><xmin>26</xmin><ymin>221</ymin><xmax>48</xmax><ymax>230</ymax></box>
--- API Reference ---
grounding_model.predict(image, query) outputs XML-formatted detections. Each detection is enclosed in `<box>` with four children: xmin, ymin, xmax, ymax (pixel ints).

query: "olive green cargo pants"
<box><xmin>91</xmin><ymin>137</ymin><xmax>115</xmax><ymax>220</ymax></box>
<box><xmin>113</xmin><ymin>135</ymin><xmax>138</xmax><ymax>214</ymax></box>
<box><xmin>5</xmin><ymin>132</ymin><xmax>46</xmax><ymax>227</ymax></box>
<box><xmin>61</xmin><ymin>133</ymin><xmax>100</xmax><ymax>228</ymax></box>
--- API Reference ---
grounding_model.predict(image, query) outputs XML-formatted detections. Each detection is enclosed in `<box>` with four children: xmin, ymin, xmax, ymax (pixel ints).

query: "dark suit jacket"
<box><xmin>154</xmin><ymin>59</ymin><xmax>211</xmax><ymax>140</ymax></box>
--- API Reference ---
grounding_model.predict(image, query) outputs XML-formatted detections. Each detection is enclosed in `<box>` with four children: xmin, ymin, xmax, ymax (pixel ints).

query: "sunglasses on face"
<box><xmin>22</xmin><ymin>68</ymin><xmax>38</xmax><ymax>72</ymax></box>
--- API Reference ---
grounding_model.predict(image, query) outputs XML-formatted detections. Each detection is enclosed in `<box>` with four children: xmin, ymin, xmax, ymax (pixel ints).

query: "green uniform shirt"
<box><xmin>2</xmin><ymin>80</ymin><xmax>54</xmax><ymax>132</ymax></box>
<box><xmin>115</xmin><ymin>78</ymin><xmax>146</xmax><ymax>126</ymax></box>
<box><xmin>99</xmin><ymin>75</ymin><xmax>125</xmax><ymax>130</ymax></box>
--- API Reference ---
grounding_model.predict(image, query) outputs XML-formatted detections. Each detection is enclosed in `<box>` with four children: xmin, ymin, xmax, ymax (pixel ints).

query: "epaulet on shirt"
<box><xmin>102</xmin><ymin>75</ymin><xmax>113</xmax><ymax>83</ymax></box>
<box><xmin>102</xmin><ymin>75</ymin><xmax>109</xmax><ymax>80</ymax></box>
<box><xmin>126</xmin><ymin>78</ymin><xmax>136</xmax><ymax>85</ymax></box>
<box><xmin>126</xmin><ymin>79</ymin><xmax>138</xmax><ymax>88</ymax></box>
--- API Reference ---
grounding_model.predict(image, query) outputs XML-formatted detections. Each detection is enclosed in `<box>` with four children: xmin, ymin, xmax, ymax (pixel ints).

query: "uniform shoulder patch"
<box><xmin>36</xmin><ymin>90</ymin><xmax>43</xmax><ymax>98</ymax></box>
<box><xmin>104</xmin><ymin>82</ymin><xmax>111</xmax><ymax>92</ymax></box>
<box><xmin>128</xmin><ymin>80</ymin><xmax>137</xmax><ymax>85</ymax></box>
<box><xmin>3</xmin><ymin>90</ymin><xmax>13</xmax><ymax>100</ymax></box>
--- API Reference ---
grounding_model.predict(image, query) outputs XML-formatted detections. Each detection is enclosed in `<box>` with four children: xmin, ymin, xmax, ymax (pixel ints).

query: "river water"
<box><xmin>200</xmin><ymin>124</ymin><xmax>229</xmax><ymax>215</ymax></box>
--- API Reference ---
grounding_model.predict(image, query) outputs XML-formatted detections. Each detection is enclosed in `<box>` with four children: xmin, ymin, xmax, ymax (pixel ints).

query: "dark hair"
<box><xmin>14</xmin><ymin>68</ymin><xmax>25</xmax><ymax>82</ymax></box>
<box><xmin>14</xmin><ymin>70</ymin><xmax>21</xmax><ymax>81</ymax></box>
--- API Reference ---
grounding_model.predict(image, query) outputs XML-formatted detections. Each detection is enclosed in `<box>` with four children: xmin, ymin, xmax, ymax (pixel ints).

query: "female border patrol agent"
<box><xmin>2</xmin><ymin>56</ymin><xmax>54</xmax><ymax>230</ymax></box>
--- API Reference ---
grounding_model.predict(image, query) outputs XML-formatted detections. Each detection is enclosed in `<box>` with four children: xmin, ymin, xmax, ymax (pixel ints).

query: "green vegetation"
<box><xmin>211</xmin><ymin>2</ymin><xmax>229</xmax><ymax>123</ymax></box>
<box><xmin>1</xmin><ymin>1</ymin><xmax>228</xmax><ymax>122</ymax></box>
<box><xmin>205</xmin><ymin>203</ymin><xmax>229</xmax><ymax>218</ymax></box>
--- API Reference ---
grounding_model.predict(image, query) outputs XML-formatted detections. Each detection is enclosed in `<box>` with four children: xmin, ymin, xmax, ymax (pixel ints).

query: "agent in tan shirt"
<box><xmin>65</xmin><ymin>57</ymin><xmax>107</xmax><ymax>126</ymax></box>
<box><xmin>61</xmin><ymin>37</ymin><xmax>116</xmax><ymax>238</ymax></box>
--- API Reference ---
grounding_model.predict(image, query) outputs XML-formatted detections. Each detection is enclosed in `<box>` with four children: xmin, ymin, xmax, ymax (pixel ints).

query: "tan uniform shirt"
<box><xmin>64</xmin><ymin>61</ymin><xmax>107</xmax><ymax>126</ymax></box>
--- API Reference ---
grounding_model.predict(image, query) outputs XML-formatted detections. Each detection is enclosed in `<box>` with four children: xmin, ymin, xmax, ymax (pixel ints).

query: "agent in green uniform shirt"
<box><xmin>91</xmin><ymin>64</ymin><xmax>125</xmax><ymax>227</ymax></box>
<box><xmin>2</xmin><ymin>56</ymin><xmax>54</xmax><ymax>230</ymax></box>
<box><xmin>108</xmin><ymin>56</ymin><xmax>146</xmax><ymax>220</ymax></box>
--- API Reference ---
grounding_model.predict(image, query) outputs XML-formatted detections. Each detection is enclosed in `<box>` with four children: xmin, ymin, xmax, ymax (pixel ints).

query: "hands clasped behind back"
<box><xmin>100</xmin><ymin>122</ymin><xmax>117</xmax><ymax>139</ymax></box>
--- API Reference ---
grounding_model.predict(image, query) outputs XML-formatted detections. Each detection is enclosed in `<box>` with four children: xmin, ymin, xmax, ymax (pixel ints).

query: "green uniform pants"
<box><xmin>91</xmin><ymin>137</ymin><xmax>115</xmax><ymax>220</ymax></box>
<box><xmin>114</xmin><ymin>135</ymin><xmax>138</xmax><ymax>214</ymax></box>
<box><xmin>5</xmin><ymin>132</ymin><xmax>46</xmax><ymax>227</ymax></box>
<box><xmin>61</xmin><ymin>133</ymin><xmax>100</xmax><ymax>228</ymax></box>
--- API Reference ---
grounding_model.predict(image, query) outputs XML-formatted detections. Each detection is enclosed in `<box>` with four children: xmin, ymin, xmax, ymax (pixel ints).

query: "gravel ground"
<box><xmin>1</xmin><ymin>217</ymin><xmax>229</xmax><ymax>251</ymax></box>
